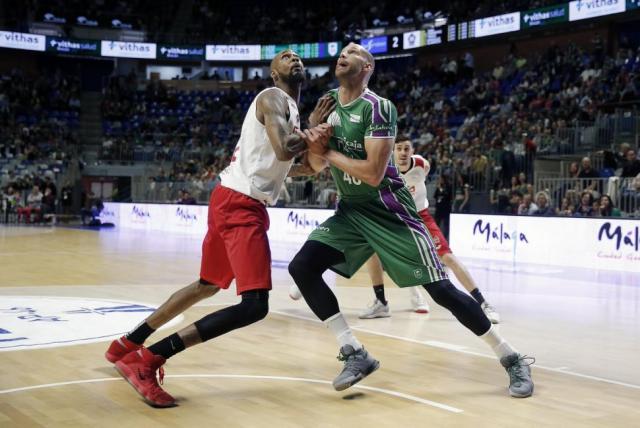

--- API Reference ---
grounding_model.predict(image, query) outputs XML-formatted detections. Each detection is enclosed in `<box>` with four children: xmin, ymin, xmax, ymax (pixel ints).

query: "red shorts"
<box><xmin>200</xmin><ymin>185</ymin><xmax>272</xmax><ymax>294</ymax></box>
<box><xmin>418</xmin><ymin>209</ymin><xmax>452</xmax><ymax>258</ymax></box>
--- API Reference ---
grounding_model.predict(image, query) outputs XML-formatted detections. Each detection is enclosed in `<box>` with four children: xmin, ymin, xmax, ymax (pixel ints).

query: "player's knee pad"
<box><xmin>289</xmin><ymin>241</ymin><xmax>343</xmax><ymax>287</ymax></box>
<box><xmin>288</xmin><ymin>255</ymin><xmax>306</xmax><ymax>283</ymax></box>
<box><xmin>194</xmin><ymin>290</ymin><xmax>269</xmax><ymax>342</ymax></box>
<box><xmin>423</xmin><ymin>279</ymin><xmax>459</xmax><ymax>308</ymax></box>
<box><xmin>423</xmin><ymin>280</ymin><xmax>489</xmax><ymax>336</ymax></box>
<box><xmin>239</xmin><ymin>290</ymin><xmax>269</xmax><ymax>323</ymax></box>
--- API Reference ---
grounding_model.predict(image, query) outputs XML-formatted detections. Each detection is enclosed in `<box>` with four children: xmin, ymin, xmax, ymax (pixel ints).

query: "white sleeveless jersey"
<box><xmin>220</xmin><ymin>87</ymin><xmax>300</xmax><ymax>204</ymax></box>
<box><xmin>401</xmin><ymin>155</ymin><xmax>429</xmax><ymax>211</ymax></box>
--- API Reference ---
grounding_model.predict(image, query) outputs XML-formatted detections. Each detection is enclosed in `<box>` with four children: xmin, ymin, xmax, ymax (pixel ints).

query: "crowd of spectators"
<box><xmin>100</xmin><ymin>73</ymin><xmax>243</xmax><ymax>162</ymax></box>
<box><xmin>0</xmin><ymin>69</ymin><xmax>79</xmax><ymax>163</ymax></box>
<box><xmin>0</xmin><ymin>175</ymin><xmax>68</xmax><ymax>223</ymax></box>
<box><xmin>0</xmin><ymin>68</ymin><xmax>79</xmax><ymax>223</ymax></box>
<box><xmin>378</xmin><ymin>42</ymin><xmax>640</xmax><ymax>189</ymax></box>
<box><xmin>487</xmin><ymin>152</ymin><xmax>640</xmax><ymax>218</ymax></box>
<box><xmin>98</xmin><ymin>40</ymin><xmax>640</xmax><ymax>216</ymax></box>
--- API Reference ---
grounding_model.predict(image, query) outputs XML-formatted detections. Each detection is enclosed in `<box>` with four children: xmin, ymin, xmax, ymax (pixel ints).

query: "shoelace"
<box><xmin>507</xmin><ymin>355</ymin><xmax>535</xmax><ymax>382</ymax></box>
<box><xmin>157</xmin><ymin>367</ymin><xmax>165</xmax><ymax>385</ymax></box>
<box><xmin>336</xmin><ymin>351</ymin><xmax>363</xmax><ymax>375</ymax></box>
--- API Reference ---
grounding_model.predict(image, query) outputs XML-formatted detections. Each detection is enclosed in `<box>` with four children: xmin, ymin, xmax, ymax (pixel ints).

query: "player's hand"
<box><xmin>296</xmin><ymin>124</ymin><xmax>333</xmax><ymax>156</ymax></box>
<box><xmin>283</xmin><ymin>132</ymin><xmax>308</xmax><ymax>155</ymax></box>
<box><xmin>308</xmin><ymin>95</ymin><xmax>336</xmax><ymax>127</ymax></box>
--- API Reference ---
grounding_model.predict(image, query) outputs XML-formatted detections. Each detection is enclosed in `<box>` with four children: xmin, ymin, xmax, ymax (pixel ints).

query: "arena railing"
<box><xmin>535</xmin><ymin>177</ymin><xmax>640</xmax><ymax>216</ymax></box>
<box><xmin>132</xmin><ymin>179</ymin><xmax>338</xmax><ymax>208</ymax></box>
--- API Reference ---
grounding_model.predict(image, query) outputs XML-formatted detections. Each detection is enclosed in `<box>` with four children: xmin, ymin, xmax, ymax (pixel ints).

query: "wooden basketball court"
<box><xmin>1</xmin><ymin>226</ymin><xmax>639</xmax><ymax>427</ymax></box>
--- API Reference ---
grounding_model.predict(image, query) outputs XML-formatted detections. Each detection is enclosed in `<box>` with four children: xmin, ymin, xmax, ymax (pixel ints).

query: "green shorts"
<box><xmin>308</xmin><ymin>186</ymin><xmax>448</xmax><ymax>287</ymax></box>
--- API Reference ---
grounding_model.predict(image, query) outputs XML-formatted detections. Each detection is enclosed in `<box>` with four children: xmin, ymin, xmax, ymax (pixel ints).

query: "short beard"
<box><xmin>282</xmin><ymin>71</ymin><xmax>305</xmax><ymax>85</ymax></box>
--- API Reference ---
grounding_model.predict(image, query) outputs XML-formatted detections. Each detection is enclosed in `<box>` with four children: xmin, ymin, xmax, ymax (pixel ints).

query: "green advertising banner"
<box><xmin>521</xmin><ymin>3</ymin><xmax>569</xmax><ymax>28</ymax></box>
<box><xmin>46</xmin><ymin>37</ymin><xmax>100</xmax><ymax>56</ymax></box>
<box><xmin>157</xmin><ymin>45</ymin><xmax>204</xmax><ymax>61</ymax></box>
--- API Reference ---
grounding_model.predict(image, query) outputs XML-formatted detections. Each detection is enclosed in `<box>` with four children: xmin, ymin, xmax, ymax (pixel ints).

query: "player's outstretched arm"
<box><xmin>322</xmin><ymin>137</ymin><xmax>394</xmax><ymax>187</ymax></box>
<box><xmin>257</xmin><ymin>88</ymin><xmax>307</xmax><ymax>161</ymax></box>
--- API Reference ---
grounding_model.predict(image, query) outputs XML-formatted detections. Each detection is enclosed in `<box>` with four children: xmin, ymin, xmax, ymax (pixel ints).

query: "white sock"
<box><xmin>324</xmin><ymin>313</ymin><xmax>362</xmax><ymax>350</ymax></box>
<box><xmin>480</xmin><ymin>325</ymin><xmax>517</xmax><ymax>360</ymax></box>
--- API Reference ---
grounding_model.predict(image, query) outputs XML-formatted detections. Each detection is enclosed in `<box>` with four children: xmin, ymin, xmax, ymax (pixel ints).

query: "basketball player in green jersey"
<box><xmin>289</xmin><ymin>43</ymin><xmax>534</xmax><ymax>397</ymax></box>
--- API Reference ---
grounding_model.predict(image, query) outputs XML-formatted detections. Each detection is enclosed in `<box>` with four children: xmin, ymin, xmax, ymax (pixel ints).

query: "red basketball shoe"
<box><xmin>105</xmin><ymin>336</ymin><xmax>142</xmax><ymax>363</ymax></box>
<box><xmin>115</xmin><ymin>348</ymin><xmax>176</xmax><ymax>407</ymax></box>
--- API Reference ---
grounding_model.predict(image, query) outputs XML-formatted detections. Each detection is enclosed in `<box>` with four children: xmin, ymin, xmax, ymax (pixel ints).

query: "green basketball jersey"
<box><xmin>326</xmin><ymin>88</ymin><xmax>402</xmax><ymax>201</ymax></box>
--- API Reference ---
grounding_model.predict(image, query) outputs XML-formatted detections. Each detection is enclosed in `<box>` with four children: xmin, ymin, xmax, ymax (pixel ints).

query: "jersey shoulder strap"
<box><xmin>412</xmin><ymin>155</ymin><xmax>426</xmax><ymax>169</ymax></box>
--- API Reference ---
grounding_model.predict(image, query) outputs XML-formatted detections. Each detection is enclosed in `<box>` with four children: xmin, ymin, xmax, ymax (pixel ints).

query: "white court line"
<box><xmin>269</xmin><ymin>309</ymin><xmax>640</xmax><ymax>391</ymax></box>
<box><xmin>0</xmin><ymin>374</ymin><xmax>463</xmax><ymax>413</ymax></box>
<box><xmin>2</xmin><ymin>291</ymin><xmax>639</xmax><ymax>391</ymax></box>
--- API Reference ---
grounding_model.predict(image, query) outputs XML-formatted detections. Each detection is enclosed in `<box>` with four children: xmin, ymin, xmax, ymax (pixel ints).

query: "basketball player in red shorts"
<box><xmin>104</xmin><ymin>50</ymin><xmax>333</xmax><ymax>407</ymax></box>
<box><xmin>359</xmin><ymin>136</ymin><xmax>500</xmax><ymax>323</ymax></box>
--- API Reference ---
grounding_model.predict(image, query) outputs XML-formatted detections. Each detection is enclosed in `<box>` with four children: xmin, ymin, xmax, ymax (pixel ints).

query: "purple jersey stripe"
<box><xmin>371</xmin><ymin>129</ymin><xmax>390</xmax><ymax>137</ymax></box>
<box><xmin>379</xmin><ymin>187</ymin><xmax>445</xmax><ymax>272</ymax></box>
<box><xmin>385</xmin><ymin>165</ymin><xmax>404</xmax><ymax>187</ymax></box>
<box><xmin>379</xmin><ymin>187</ymin><xmax>429</xmax><ymax>239</ymax></box>
<box><xmin>363</xmin><ymin>93</ymin><xmax>384</xmax><ymax>124</ymax></box>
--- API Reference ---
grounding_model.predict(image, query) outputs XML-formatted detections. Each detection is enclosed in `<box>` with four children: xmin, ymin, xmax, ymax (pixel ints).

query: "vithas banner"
<box><xmin>521</xmin><ymin>4</ymin><xmax>569</xmax><ymax>28</ymax></box>
<box><xmin>0</xmin><ymin>31</ymin><xmax>45</xmax><ymax>52</ymax></box>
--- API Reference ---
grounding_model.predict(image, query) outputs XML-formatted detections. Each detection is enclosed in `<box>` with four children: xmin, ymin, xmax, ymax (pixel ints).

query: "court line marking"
<box><xmin>0</xmin><ymin>296</ymin><xmax>184</xmax><ymax>352</ymax></box>
<box><xmin>0</xmin><ymin>374</ymin><xmax>463</xmax><ymax>413</ymax></box>
<box><xmin>2</xmin><ymin>291</ymin><xmax>639</xmax><ymax>391</ymax></box>
<box><xmin>269</xmin><ymin>309</ymin><xmax>640</xmax><ymax>391</ymax></box>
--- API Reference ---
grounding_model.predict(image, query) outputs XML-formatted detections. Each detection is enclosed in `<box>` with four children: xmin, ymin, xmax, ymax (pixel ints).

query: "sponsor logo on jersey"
<box><xmin>328</xmin><ymin>111</ymin><xmax>341</xmax><ymax>127</ymax></box>
<box><xmin>349</xmin><ymin>114</ymin><xmax>361</xmax><ymax>123</ymax></box>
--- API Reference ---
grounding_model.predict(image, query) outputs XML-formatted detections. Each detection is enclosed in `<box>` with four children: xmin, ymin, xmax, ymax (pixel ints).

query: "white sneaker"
<box><xmin>289</xmin><ymin>283</ymin><xmax>302</xmax><ymax>300</ymax></box>
<box><xmin>410</xmin><ymin>287</ymin><xmax>430</xmax><ymax>314</ymax></box>
<box><xmin>481</xmin><ymin>302</ymin><xmax>500</xmax><ymax>324</ymax></box>
<box><xmin>358</xmin><ymin>299</ymin><xmax>391</xmax><ymax>319</ymax></box>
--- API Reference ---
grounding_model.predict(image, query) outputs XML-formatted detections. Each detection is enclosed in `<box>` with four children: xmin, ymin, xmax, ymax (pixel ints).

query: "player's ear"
<box><xmin>271</xmin><ymin>70</ymin><xmax>278</xmax><ymax>82</ymax></box>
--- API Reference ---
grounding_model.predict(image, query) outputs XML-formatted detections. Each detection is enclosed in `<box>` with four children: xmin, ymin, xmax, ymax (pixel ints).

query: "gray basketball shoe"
<box><xmin>500</xmin><ymin>353</ymin><xmax>535</xmax><ymax>398</ymax></box>
<box><xmin>332</xmin><ymin>345</ymin><xmax>380</xmax><ymax>391</ymax></box>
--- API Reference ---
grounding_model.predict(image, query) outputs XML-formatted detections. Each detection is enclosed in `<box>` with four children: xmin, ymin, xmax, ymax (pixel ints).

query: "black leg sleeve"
<box><xmin>423</xmin><ymin>280</ymin><xmax>491</xmax><ymax>336</ymax></box>
<box><xmin>194</xmin><ymin>290</ymin><xmax>269</xmax><ymax>342</ymax></box>
<box><xmin>288</xmin><ymin>240</ymin><xmax>345</xmax><ymax>321</ymax></box>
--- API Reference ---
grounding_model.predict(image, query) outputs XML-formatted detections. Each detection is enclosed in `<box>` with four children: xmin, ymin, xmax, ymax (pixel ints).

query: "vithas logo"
<box><xmin>0</xmin><ymin>31</ymin><xmax>45</xmax><ymax>52</ymax></box>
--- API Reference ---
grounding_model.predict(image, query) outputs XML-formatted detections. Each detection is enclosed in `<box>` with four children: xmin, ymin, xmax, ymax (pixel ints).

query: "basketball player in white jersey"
<box><xmin>359</xmin><ymin>136</ymin><xmax>500</xmax><ymax>323</ymax></box>
<box><xmin>104</xmin><ymin>50</ymin><xmax>333</xmax><ymax>407</ymax></box>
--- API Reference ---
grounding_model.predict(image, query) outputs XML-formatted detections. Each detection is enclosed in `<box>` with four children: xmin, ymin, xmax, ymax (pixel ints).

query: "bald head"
<box><xmin>336</xmin><ymin>43</ymin><xmax>376</xmax><ymax>85</ymax></box>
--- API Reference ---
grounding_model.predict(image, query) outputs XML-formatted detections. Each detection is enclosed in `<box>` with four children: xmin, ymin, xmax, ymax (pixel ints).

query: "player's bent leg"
<box><xmin>115</xmin><ymin>290</ymin><xmax>269</xmax><ymax>407</ymax></box>
<box><xmin>423</xmin><ymin>280</ymin><xmax>533</xmax><ymax>397</ymax></box>
<box><xmin>440</xmin><ymin>253</ymin><xmax>500</xmax><ymax>324</ymax></box>
<box><xmin>105</xmin><ymin>279</ymin><xmax>220</xmax><ymax>363</ymax></box>
<box><xmin>289</xmin><ymin>241</ymin><xmax>380</xmax><ymax>390</ymax></box>
<box><xmin>423</xmin><ymin>279</ymin><xmax>490</xmax><ymax>335</ymax></box>
<box><xmin>288</xmin><ymin>240</ymin><xmax>344</xmax><ymax>321</ymax></box>
<box><xmin>148</xmin><ymin>279</ymin><xmax>220</xmax><ymax>328</ymax></box>
<box><xmin>192</xmin><ymin>289</ymin><xmax>269</xmax><ymax>342</ymax></box>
